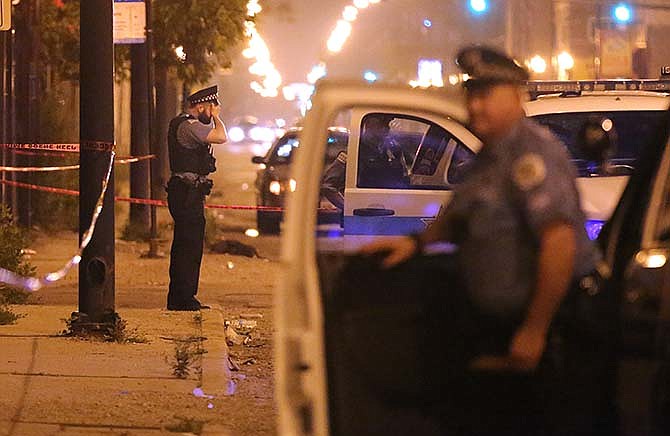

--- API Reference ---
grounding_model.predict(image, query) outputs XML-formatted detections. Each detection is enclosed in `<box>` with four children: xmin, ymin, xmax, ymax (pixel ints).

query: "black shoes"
<box><xmin>167</xmin><ymin>297</ymin><xmax>210</xmax><ymax>311</ymax></box>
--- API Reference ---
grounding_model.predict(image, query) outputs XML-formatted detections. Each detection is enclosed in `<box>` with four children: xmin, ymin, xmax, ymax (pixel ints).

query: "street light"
<box><xmin>469</xmin><ymin>0</ymin><xmax>488</xmax><ymax>14</ymax></box>
<box><xmin>613</xmin><ymin>3</ymin><xmax>633</xmax><ymax>23</ymax></box>
<box><xmin>528</xmin><ymin>55</ymin><xmax>547</xmax><ymax>74</ymax></box>
<box><xmin>363</xmin><ymin>70</ymin><xmax>378</xmax><ymax>82</ymax></box>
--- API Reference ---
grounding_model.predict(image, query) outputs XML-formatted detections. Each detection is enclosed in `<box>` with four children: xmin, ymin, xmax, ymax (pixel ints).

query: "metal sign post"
<box><xmin>0</xmin><ymin>0</ymin><xmax>10</xmax><ymax>32</ymax></box>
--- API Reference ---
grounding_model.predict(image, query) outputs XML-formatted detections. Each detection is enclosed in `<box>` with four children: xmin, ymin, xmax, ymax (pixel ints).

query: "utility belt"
<box><xmin>170</xmin><ymin>172</ymin><xmax>214</xmax><ymax>196</ymax></box>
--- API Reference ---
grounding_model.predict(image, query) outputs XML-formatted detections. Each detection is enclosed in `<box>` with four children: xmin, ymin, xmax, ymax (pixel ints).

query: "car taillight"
<box><xmin>269</xmin><ymin>180</ymin><xmax>282</xmax><ymax>195</ymax></box>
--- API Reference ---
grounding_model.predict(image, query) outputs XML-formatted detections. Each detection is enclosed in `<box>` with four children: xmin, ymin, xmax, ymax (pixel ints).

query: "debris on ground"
<box><xmin>210</xmin><ymin>238</ymin><xmax>260</xmax><ymax>258</ymax></box>
<box><xmin>228</xmin><ymin>356</ymin><xmax>241</xmax><ymax>371</ymax></box>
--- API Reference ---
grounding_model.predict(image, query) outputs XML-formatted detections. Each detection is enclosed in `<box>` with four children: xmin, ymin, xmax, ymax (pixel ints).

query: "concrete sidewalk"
<box><xmin>0</xmin><ymin>304</ymin><xmax>234</xmax><ymax>435</ymax></box>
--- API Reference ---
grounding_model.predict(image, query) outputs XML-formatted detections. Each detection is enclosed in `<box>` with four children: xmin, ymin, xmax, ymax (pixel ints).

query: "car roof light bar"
<box><xmin>527</xmin><ymin>79</ymin><xmax>670</xmax><ymax>99</ymax></box>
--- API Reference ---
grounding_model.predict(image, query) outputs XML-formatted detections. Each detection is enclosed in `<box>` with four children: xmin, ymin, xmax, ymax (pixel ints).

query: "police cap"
<box><xmin>456</xmin><ymin>46</ymin><xmax>529</xmax><ymax>89</ymax></box>
<box><xmin>187</xmin><ymin>85</ymin><xmax>220</xmax><ymax>105</ymax></box>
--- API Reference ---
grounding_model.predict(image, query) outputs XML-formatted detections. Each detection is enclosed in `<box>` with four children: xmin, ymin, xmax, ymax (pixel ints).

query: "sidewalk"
<box><xmin>0</xmin><ymin>303</ymin><xmax>235</xmax><ymax>436</ymax></box>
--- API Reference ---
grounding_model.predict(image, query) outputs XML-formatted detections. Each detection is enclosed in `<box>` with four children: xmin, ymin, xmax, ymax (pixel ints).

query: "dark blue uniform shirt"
<box><xmin>444</xmin><ymin>118</ymin><xmax>598</xmax><ymax>317</ymax></box>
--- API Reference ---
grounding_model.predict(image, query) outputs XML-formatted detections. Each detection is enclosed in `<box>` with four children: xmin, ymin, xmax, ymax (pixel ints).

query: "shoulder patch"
<box><xmin>512</xmin><ymin>153</ymin><xmax>546</xmax><ymax>191</ymax></box>
<box><xmin>336</xmin><ymin>151</ymin><xmax>347</xmax><ymax>164</ymax></box>
<box><xmin>187</xmin><ymin>119</ymin><xmax>198</xmax><ymax>124</ymax></box>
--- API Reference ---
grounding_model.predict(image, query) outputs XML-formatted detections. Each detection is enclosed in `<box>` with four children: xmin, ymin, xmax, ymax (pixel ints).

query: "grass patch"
<box><xmin>165</xmin><ymin>417</ymin><xmax>205</xmax><ymax>434</ymax></box>
<box><xmin>61</xmin><ymin>311</ymin><xmax>148</xmax><ymax>343</ymax></box>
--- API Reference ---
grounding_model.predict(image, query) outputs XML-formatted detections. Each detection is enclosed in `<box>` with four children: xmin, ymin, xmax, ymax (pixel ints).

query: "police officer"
<box><xmin>360</xmin><ymin>46</ymin><xmax>600</xmax><ymax>433</ymax></box>
<box><xmin>321</xmin><ymin>150</ymin><xmax>347</xmax><ymax>209</ymax></box>
<box><xmin>166</xmin><ymin>85</ymin><xmax>227</xmax><ymax>311</ymax></box>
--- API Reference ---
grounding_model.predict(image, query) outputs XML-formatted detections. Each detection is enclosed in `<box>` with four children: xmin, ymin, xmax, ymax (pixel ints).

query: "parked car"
<box><xmin>251</xmin><ymin>127</ymin><xmax>349</xmax><ymax>233</ymax></box>
<box><xmin>276</xmin><ymin>80</ymin><xmax>670</xmax><ymax>435</ymax></box>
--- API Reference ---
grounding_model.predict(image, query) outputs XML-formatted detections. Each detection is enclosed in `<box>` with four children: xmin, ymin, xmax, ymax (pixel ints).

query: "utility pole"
<box><xmin>14</xmin><ymin>0</ymin><xmax>39</xmax><ymax>227</ymax></box>
<box><xmin>129</xmin><ymin>43</ymin><xmax>151</xmax><ymax>236</ymax></box>
<box><xmin>78</xmin><ymin>0</ymin><xmax>115</xmax><ymax>323</ymax></box>
<box><xmin>145</xmin><ymin>0</ymin><xmax>163</xmax><ymax>257</ymax></box>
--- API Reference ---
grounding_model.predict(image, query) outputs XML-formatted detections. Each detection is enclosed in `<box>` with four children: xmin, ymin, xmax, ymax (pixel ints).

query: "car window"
<box><xmin>268</xmin><ymin>134</ymin><xmax>299</xmax><ymax>164</ymax></box>
<box><xmin>268</xmin><ymin>131</ymin><xmax>348</xmax><ymax>165</ymax></box>
<box><xmin>324</xmin><ymin>131</ymin><xmax>349</xmax><ymax>163</ymax></box>
<box><xmin>532</xmin><ymin>111</ymin><xmax>667</xmax><ymax>177</ymax></box>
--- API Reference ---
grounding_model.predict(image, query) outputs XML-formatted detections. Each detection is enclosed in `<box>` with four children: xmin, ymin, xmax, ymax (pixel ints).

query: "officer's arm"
<box><xmin>207</xmin><ymin>105</ymin><xmax>228</xmax><ymax>144</ymax></box>
<box><xmin>414</xmin><ymin>208</ymin><xmax>463</xmax><ymax>248</ymax></box>
<box><xmin>509</xmin><ymin>221</ymin><xmax>576</xmax><ymax>369</ymax></box>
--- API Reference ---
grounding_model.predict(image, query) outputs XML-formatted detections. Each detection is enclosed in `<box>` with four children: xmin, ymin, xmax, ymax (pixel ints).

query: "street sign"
<box><xmin>113</xmin><ymin>0</ymin><xmax>146</xmax><ymax>44</ymax></box>
<box><xmin>0</xmin><ymin>0</ymin><xmax>11</xmax><ymax>32</ymax></box>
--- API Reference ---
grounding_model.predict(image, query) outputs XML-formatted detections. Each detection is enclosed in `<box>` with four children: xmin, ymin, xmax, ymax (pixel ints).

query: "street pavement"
<box><xmin>0</xmin><ymin>304</ymin><xmax>236</xmax><ymax>435</ymax></box>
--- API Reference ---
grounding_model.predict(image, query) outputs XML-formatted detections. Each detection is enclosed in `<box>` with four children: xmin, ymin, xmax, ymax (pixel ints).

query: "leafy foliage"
<box><xmin>36</xmin><ymin>0</ymin><xmax>248</xmax><ymax>87</ymax></box>
<box><xmin>0</xmin><ymin>206</ymin><xmax>34</xmax><ymax>324</ymax></box>
<box><xmin>152</xmin><ymin>0</ymin><xmax>248</xmax><ymax>86</ymax></box>
<box><xmin>39</xmin><ymin>0</ymin><xmax>80</xmax><ymax>82</ymax></box>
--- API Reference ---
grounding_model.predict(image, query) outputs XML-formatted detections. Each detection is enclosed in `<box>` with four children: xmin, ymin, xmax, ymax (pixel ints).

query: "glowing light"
<box><xmin>269</xmin><ymin>180</ymin><xmax>281</xmax><ymax>195</ymax></box>
<box><xmin>469</xmin><ymin>0</ymin><xmax>488</xmax><ymax>13</ymax></box>
<box><xmin>247</xmin><ymin>0</ymin><xmax>262</xmax><ymax>17</ymax></box>
<box><xmin>343</xmin><ymin>5</ymin><xmax>358</xmax><ymax>21</ymax></box>
<box><xmin>289</xmin><ymin>178</ymin><xmax>297</xmax><ymax>192</ymax></box>
<box><xmin>307</xmin><ymin>62</ymin><xmax>327</xmax><ymax>84</ymax></box>
<box><xmin>243</xmin><ymin>2</ymin><xmax>282</xmax><ymax>97</ymax></box>
<box><xmin>410</xmin><ymin>59</ymin><xmax>444</xmax><ymax>88</ymax></box>
<box><xmin>613</xmin><ymin>4</ymin><xmax>632</xmax><ymax>23</ymax></box>
<box><xmin>423</xmin><ymin>19</ymin><xmax>432</xmax><ymax>28</ymax></box>
<box><xmin>363</xmin><ymin>70</ymin><xmax>378</xmax><ymax>82</ymax></box>
<box><xmin>275</xmin><ymin>118</ymin><xmax>286</xmax><ymax>128</ymax></box>
<box><xmin>448</xmin><ymin>74</ymin><xmax>460</xmax><ymax>85</ymax></box>
<box><xmin>557</xmin><ymin>51</ymin><xmax>574</xmax><ymax>70</ymax></box>
<box><xmin>601</xmin><ymin>118</ymin><xmax>613</xmax><ymax>132</ymax></box>
<box><xmin>228</xmin><ymin>127</ymin><xmax>245</xmax><ymax>143</ymax></box>
<box><xmin>245</xmin><ymin>229</ymin><xmax>260</xmax><ymax>238</ymax></box>
<box><xmin>174</xmin><ymin>46</ymin><xmax>186</xmax><ymax>62</ymax></box>
<box><xmin>636</xmin><ymin>250</ymin><xmax>668</xmax><ymax>269</ymax></box>
<box><xmin>353</xmin><ymin>0</ymin><xmax>369</xmax><ymax>8</ymax></box>
<box><xmin>528</xmin><ymin>55</ymin><xmax>547</xmax><ymax>74</ymax></box>
<box><xmin>327</xmin><ymin>20</ymin><xmax>352</xmax><ymax>53</ymax></box>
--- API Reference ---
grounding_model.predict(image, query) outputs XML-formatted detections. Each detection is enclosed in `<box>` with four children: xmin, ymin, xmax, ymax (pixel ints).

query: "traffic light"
<box><xmin>613</xmin><ymin>3</ymin><xmax>633</xmax><ymax>23</ymax></box>
<box><xmin>468</xmin><ymin>0</ymin><xmax>488</xmax><ymax>14</ymax></box>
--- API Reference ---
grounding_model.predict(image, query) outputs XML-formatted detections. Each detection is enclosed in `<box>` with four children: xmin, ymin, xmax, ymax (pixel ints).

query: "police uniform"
<box><xmin>166</xmin><ymin>85</ymin><xmax>219</xmax><ymax>311</ymax></box>
<box><xmin>435</xmin><ymin>47</ymin><xmax>601</xmax><ymax>435</ymax></box>
<box><xmin>321</xmin><ymin>151</ymin><xmax>347</xmax><ymax>209</ymax></box>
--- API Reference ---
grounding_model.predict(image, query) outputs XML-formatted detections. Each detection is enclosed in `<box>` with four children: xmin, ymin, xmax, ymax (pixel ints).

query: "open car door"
<box><xmin>276</xmin><ymin>82</ymin><xmax>474</xmax><ymax>436</ymax></box>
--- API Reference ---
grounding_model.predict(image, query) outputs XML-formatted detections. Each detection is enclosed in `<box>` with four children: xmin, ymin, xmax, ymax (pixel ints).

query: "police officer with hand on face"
<box><xmin>166</xmin><ymin>85</ymin><xmax>227</xmax><ymax>311</ymax></box>
<box><xmin>360</xmin><ymin>46</ymin><xmax>601</xmax><ymax>433</ymax></box>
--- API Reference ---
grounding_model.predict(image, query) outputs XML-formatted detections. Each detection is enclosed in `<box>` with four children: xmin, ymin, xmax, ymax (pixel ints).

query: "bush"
<box><xmin>0</xmin><ymin>205</ymin><xmax>35</xmax><ymax>324</ymax></box>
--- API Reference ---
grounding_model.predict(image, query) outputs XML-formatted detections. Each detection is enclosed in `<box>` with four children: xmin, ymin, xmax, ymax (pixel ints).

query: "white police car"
<box><xmin>276</xmin><ymin>80</ymin><xmax>670</xmax><ymax>435</ymax></box>
<box><xmin>310</xmin><ymin>80</ymin><xmax>670</xmax><ymax>242</ymax></box>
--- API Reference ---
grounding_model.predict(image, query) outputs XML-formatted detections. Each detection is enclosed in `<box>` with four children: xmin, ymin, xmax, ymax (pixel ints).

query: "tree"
<box><xmin>153</xmin><ymin>0</ymin><xmax>247</xmax><ymax>87</ymax></box>
<box><xmin>150</xmin><ymin>0</ymin><xmax>247</xmax><ymax>202</ymax></box>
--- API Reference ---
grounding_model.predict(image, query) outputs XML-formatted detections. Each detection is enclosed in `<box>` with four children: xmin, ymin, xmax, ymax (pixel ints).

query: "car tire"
<box><xmin>257</xmin><ymin>210</ymin><xmax>281</xmax><ymax>234</ymax></box>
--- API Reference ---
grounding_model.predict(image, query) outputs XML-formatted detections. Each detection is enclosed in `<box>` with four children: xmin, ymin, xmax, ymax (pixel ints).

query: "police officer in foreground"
<box><xmin>166</xmin><ymin>85</ymin><xmax>227</xmax><ymax>311</ymax></box>
<box><xmin>360</xmin><ymin>46</ymin><xmax>601</xmax><ymax>433</ymax></box>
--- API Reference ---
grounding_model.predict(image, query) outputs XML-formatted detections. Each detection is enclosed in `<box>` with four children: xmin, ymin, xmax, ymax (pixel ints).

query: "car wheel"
<box><xmin>257</xmin><ymin>210</ymin><xmax>281</xmax><ymax>234</ymax></box>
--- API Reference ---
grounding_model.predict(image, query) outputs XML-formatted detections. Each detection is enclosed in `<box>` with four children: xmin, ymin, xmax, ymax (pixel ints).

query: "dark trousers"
<box><xmin>167</xmin><ymin>177</ymin><xmax>205</xmax><ymax>307</ymax></box>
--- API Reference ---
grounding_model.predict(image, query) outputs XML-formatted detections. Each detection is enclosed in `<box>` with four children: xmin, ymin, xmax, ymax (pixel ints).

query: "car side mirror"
<box><xmin>252</xmin><ymin>156</ymin><xmax>265</xmax><ymax>164</ymax></box>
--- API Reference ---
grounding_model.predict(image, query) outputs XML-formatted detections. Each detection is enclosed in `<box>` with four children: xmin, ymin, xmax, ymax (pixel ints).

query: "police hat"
<box><xmin>187</xmin><ymin>85</ymin><xmax>220</xmax><ymax>105</ymax></box>
<box><xmin>456</xmin><ymin>46</ymin><xmax>529</xmax><ymax>89</ymax></box>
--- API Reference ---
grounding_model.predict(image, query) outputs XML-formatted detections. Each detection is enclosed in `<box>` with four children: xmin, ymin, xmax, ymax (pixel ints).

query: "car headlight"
<box><xmin>228</xmin><ymin>127</ymin><xmax>245</xmax><ymax>143</ymax></box>
<box><xmin>269</xmin><ymin>180</ymin><xmax>282</xmax><ymax>195</ymax></box>
<box><xmin>289</xmin><ymin>178</ymin><xmax>297</xmax><ymax>192</ymax></box>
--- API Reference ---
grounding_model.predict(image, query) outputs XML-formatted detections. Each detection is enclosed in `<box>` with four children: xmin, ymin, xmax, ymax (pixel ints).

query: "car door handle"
<box><xmin>353</xmin><ymin>208</ymin><xmax>395</xmax><ymax>217</ymax></box>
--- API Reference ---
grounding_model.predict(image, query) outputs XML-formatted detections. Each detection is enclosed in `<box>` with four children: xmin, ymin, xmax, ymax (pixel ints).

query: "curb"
<box><xmin>199</xmin><ymin>303</ymin><xmax>233</xmax><ymax>397</ymax></box>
